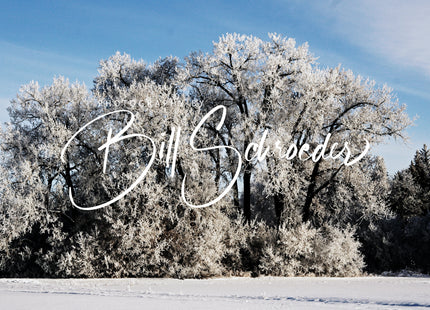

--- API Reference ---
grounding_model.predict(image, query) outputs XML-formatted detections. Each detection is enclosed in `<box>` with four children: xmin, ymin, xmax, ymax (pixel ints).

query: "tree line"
<box><xmin>0</xmin><ymin>33</ymin><xmax>428</xmax><ymax>278</ymax></box>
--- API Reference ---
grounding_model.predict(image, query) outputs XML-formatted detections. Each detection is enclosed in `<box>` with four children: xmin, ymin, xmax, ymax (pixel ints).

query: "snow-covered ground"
<box><xmin>1</xmin><ymin>276</ymin><xmax>429</xmax><ymax>309</ymax></box>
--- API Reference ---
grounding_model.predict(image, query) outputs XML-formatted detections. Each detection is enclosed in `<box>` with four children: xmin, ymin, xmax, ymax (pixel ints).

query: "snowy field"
<box><xmin>1</xmin><ymin>277</ymin><xmax>429</xmax><ymax>309</ymax></box>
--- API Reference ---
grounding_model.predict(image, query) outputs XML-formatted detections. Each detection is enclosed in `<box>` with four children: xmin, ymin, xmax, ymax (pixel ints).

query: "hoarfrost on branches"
<box><xmin>0</xmin><ymin>33</ymin><xmax>417</xmax><ymax>278</ymax></box>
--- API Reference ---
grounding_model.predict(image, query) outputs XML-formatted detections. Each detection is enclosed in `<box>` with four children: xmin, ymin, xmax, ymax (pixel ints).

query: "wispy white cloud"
<box><xmin>319</xmin><ymin>0</ymin><xmax>430</xmax><ymax>77</ymax></box>
<box><xmin>389</xmin><ymin>83</ymin><xmax>430</xmax><ymax>102</ymax></box>
<box><xmin>323</xmin><ymin>0</ymin><xmax>430</xmax><ymax>172</ymax></box>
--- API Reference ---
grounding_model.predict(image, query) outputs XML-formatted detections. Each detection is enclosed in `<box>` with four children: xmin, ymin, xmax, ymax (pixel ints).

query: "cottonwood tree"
<box><xmin>0</xmin><ymin>77</ymin><xmax>100</xmax><ymax>275</ymax></box>
<box><xmin>94</xmin><ymin>52</ymin><xmax>179</xmax><ymax>101</ymax></box>
<box><xmin>179</xmin><ymin>33</ymin><xmax>411</xmax><ymax>225</ymax></box>
<box><xmin>179</xmin><ymin>33</ymin><xmax>314</xmax><ymax>223</ymax></box>
<box><xmin>91</xmin><ymin>52</ymin><xmax>229</xmax><ymax>208</ymax></box>
<box><xmin>0</xmin><ymin>57</ymin><xmax>251</xmax><ymax>277</ymax></box>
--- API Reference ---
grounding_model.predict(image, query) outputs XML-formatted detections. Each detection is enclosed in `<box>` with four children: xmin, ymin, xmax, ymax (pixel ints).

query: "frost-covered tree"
<box><xmin>315</xmin><ymin>155</ymin><xmax>391</xmax><ymax>227</ymax></box>
<box><xmin>409</xmin><ymin>145</ymin><xmax>430</xmax><ymax>208</ymax></box>
<box><xmin>362</xmin><ymin>145</ymin><xmax>430</xmax><ymax>273</ymax></box>
<box><xmin>0</xmin><ymin>54</ymin><xmax>255</xmax><ymax>277</ymax></box>
<box><xmin>93</xmin><ymin>52</ymin><xmax>178</xmax><ymax>101</ymax></box>
<box><xmin>390</xmin><ymin>145</ymin><xmax>430</xmax><ymax>217</ymax></box>
<box><xmin>179</xmin><ymin>33</ymin><xmax>411</xmax><ymax>225</ymax></box>
<box><xmin>0</xmin><ymin>77</ymin><xmax>99</xmax><ymax>275</ymax></box>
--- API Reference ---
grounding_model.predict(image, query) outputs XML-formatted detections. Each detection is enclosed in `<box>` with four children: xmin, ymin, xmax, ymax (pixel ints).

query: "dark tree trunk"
<box><xmin>303</xmin><ymin>160</ymin><xmax>321</xmax><ymax>224</ymax></box>
<box><xmin>215</xmin><ymin>148</ymin><xmax>221</xmax><ymax>189</ymax></box>
<box><xmin>243</xmin><ymin>165</ymin><xmax>252</xmax><ymax>222</ymax></box>
<box><xmin>233</xmin><ymin>179</ymin><xmax>240</xmax><ymax>209</ymax></box>
<box><xmin>265</xmin><ymin>156</ymin><xmax>285</xmax><ymax>227</ymax></box>
<box><xmin>64</xmin><ymin>159</ymin><xmax>75</xmax><ymax>198</ymax></box>
<box><xmin>274</xmin><ymin>192</ymin><xmax>284</xmax><ymax>227</ymax></box>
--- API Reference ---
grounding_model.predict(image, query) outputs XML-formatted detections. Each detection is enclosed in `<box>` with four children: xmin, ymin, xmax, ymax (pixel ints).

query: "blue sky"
<box><xmin>0</xmin><ymin>0</ymin><xmax>429</xmax><ymax>173</ymax></box>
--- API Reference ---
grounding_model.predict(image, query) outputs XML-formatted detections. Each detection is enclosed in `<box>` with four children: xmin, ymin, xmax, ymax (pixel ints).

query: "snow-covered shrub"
<box><xmin>165</xmin><ymin>206</ymin><xmax>240</xmax><ymax>278</ymax></box>
<box><xmin>52</xmin><ymin>203</ymin><xmax>252</xmax><ymax>278</ymax></box>
<box><xmin>259</xmin><ymin>223</ymin><xmax>364</xmax><ymax>276</ymax></box>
